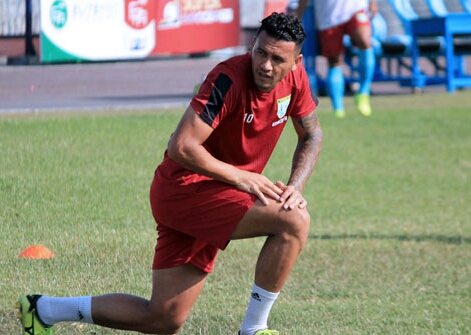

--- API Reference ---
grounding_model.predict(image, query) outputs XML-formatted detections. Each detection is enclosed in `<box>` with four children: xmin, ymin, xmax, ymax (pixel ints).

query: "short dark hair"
<box><xmin>255</xmin><ymin>12</ymin><xmax>306</xmax><ymax>51</ymax></box>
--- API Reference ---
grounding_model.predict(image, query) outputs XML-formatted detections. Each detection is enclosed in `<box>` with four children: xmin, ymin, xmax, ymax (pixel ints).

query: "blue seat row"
<box><xmin>302</xmin><ymin>0</ymin><xmax>471</xmax><ymax>93</ymax></box>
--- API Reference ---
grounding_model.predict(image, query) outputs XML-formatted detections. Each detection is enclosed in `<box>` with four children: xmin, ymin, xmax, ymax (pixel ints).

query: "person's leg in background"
<box><xmin>349</xmin><ymin>10</ymin><xmax>375</xmax><ymax>116</ymax></box>
<box><xmin>326</xmin><ymin>60</ymin><xmax>346</xmax><ymax>118</ymax></box>
<box><xmin>319</xmin><ymin>28</ymin><xmax>347</xmax><ymax>118</ymax></box>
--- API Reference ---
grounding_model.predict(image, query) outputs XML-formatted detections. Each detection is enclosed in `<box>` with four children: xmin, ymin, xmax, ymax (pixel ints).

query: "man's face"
<box><xmin>251</xmin><ymin>30</ymin><xmax>302</xmax><ymax>92</ymax></box>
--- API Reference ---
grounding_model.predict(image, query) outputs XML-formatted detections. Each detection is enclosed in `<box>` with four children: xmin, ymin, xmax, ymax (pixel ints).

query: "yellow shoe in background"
<box><xmin>355</xmin><ymin>93</ymin><xmax>372</xmax><ymax>116</ymax></box>
<box><xmin>333</xmin><ymin>110</ymin><xmax>346</xmax><ymax>119</ymax></box>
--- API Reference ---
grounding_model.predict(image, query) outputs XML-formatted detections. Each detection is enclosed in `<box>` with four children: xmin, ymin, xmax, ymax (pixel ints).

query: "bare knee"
<box><xmin>144</xmin><ymin>265</ymin><xmax>206</xmax><ymax>334</ymax></box>
<box><xmin>294</xmin><ymin>208</ymin><xmax>310</xmax><ymax>246</ymax></box>
<box><xmin>141</xmin><ymin>313</ymin><xmax>186</xmax><ymax>334</ymax></box>
<box><xmin>328</xmin><ymin>55</ymin><xmax>342</xmax><ymax>68</ymax></box>
<box><xmin>352</xmin><ymin>28</ymin><xmax>372</xmax><ymax>50</ymax></box>
<box><xmin>279</xmin><ymin>208</ymin><xmax>310</xmax><ymax>248</ymax></box>
<box><xmin>158</xmin><ymin>317</ymin><xmax>184</xmax><ymax>335</ymax></box>
<box><xmin>136</xmin><ymin>300</ymin><xmax>189</xmax><ymax>334</ymax></box>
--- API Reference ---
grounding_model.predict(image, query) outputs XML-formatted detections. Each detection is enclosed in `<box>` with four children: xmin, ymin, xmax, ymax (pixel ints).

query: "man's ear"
<box><xmin>292</xmin><ymin>53</ymin><xmax>303</xmax><ymax>70</ymax></box>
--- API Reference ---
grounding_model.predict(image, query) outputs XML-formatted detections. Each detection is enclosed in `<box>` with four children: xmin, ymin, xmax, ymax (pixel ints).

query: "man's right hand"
<box><xmin>234</xmin><ymin>170</ymin><xmax>284</xmax><ymax>206</ymax></box>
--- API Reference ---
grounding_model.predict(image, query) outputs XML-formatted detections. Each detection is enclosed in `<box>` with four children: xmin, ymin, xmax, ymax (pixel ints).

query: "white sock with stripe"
<box><xmin>240</xmin><ymin>283</ymin><xmax>279</xmax><ymax>335</ymax></box>
<box><xmin>36</xmin><ymin>295</ymin><xmax>93</xmax><ymax>325</ymax></box>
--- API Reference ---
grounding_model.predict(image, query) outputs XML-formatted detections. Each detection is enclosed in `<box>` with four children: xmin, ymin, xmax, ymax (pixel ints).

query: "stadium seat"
<box><xmin>300</xmin><ymin>0</ymin><xmax>470</xmax><ymax>92</ymax></box>
<box><xmin>461</xmin><ymin>0</ymin><xmax>471</xmax><ymax>13</ymax></box>
<box><xmin>423</xmin><ymin>0</ymin><xmax>471</xmax><ymax>54</ymax></box>
<box><xmin>387</xmin><ymin>0</ymin><xmax>445</xmax><ymax>54</ymax></box>
<box><xmin>424</xmin><ymin>0</ymin><xmax>448</xmax><ymax>16</ymax></box>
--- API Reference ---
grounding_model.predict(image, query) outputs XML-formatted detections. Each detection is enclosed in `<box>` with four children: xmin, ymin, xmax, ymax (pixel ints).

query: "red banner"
<box><xmin>125</xmin><ymin>0</ymin><xmax>156</xmax><ymax>29</ymax></box>
<box><xmin>152</xmin><ymin>0</ymin><xmax>240</xmax><ymax>55</ymax></box>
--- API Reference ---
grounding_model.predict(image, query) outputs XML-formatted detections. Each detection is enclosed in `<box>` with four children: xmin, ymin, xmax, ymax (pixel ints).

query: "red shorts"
<box><xmin>149</xmin><ymin>165</ymin><xmax>257</xmax><ymax>273</ymax></box>
<box><xmin>318</xmin><ymin>10</ymin><xmax>371</xmax><ymax>58</ymax></box>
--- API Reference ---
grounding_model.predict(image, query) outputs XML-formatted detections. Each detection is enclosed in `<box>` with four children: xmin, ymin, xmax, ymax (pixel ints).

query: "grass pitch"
<box><xmin>1</xmin><ymin>90</ymin><xmax>470</xmax><ymax>334</ymax></box>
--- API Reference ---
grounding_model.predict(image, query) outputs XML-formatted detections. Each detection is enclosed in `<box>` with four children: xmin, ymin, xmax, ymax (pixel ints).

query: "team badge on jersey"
<box><xmin>277</xmin><ymin>95</ymin><xmax>291</xmax><ymax>119</ymax></box>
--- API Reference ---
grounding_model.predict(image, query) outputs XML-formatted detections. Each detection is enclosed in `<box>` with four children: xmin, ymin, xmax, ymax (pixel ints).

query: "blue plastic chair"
<box><xmin>460</xmin><ymin>0</ymin><xmax>471</xmax><ymax>13</ymax></box>
<box><xmin>387</xmin><ymin>0</ymin><xmax>418</xmax><ymax>35</ymax></box>
<box><xmin>345</xmin><ymin>1</ymin><xmax>429</xmax><ymax>86</ymax></box>
<box><xmin>424</xmin><ymin>0</ymin><xmax>448</xmax><ymax>17</ymax></box>
<box><xmin>423</xmin><ymin>0</ymin><xmax>471</xmax><ymax>57</ymax></box>
<box><xmin>387</xmin><ymin>0</ymin><xmax>445</xmax><ymax>54</ymax></box>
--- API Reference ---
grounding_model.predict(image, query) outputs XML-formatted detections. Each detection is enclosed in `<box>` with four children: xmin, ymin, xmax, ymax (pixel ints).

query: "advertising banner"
<box><xmin>41</xmin><ymin>0</ymin><xmax>157</xmax><ymax>62</ymax></box>
<box><xmin>153</xmin><ymin>0</ymin><xmax>240</xmax><ymax>55</ymax></box>
<box><xmin>40</xmin><ymin>0</ymin><xmax>240</xmax><ymax>63</ymax></box>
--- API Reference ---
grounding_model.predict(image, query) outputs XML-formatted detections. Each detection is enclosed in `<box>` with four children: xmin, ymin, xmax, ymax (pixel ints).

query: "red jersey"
<box><xmin>150</xmin><ymin>53</ymin><xmax>318</xmax><ymax>270</ymax></box>
<box><xmin>158</xmin><ymin>52</ymin><xmax>318</xmax><ymax>181</ymax></box>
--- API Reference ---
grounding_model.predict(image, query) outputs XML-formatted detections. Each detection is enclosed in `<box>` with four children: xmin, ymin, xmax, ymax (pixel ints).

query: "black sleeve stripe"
<box><xmin>200</xmin><ymin>73</ymin><xmax>233</xmax><ymax>126</ymax></box>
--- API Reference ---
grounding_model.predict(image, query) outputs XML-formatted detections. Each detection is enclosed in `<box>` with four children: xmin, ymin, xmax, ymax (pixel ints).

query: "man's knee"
<box><xmin>352</xmin><ymin>31</ymin><xmax>372</xmax><ymax>49</ymax></box>
<box><xmin>281</xmin><ymin>208</ymin><xmax>311</xmax><ymax>243</ymax></box>
<box><xmin>327</xmin><ymin>55</ymin><xmax>342</xmax><ymax>68</ymax></box>
<box><xmin>139</xmin><ymin>304</ymin><xmax>188</xmax><ymax>334</ymax></box>
<box><xmin>296</xmin><ymin>208</ymin><xmax>311</xmax><ymax>243</ymax></box>
<box><xmin>142</xmin><ymin>315</ymin><xmax>185</xmax><ymax>334</ymax></box>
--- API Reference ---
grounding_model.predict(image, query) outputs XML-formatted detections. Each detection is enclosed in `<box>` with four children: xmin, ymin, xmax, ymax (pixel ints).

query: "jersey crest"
<box><xmin>277</xmin><ymin>95</ymin><xmax>291</xmax><ymax>119</ymax></box>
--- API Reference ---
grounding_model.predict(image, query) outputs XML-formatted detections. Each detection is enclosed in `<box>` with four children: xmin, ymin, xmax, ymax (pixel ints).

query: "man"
<box><xmin>298</xmin><ymin>0</ymin><xmax>377</xmax><ymax>118</ymax></box>
<box><xmin>18</xmin><ymin>12</ymin><xmax>322</xmax><ymax>335</ymax></box>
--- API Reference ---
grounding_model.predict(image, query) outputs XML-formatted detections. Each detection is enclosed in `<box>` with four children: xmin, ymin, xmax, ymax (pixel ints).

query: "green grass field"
<box><xmin>1</xmin><ymin>90</ymin><xmax>470</xmax><ymax>334</ymax></box>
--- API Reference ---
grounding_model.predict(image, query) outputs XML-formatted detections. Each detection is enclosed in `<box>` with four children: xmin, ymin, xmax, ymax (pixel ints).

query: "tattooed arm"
<box><xmin>278</xmin><ymin>109</ymin><xmax>323</xmax><ymax>209</ymax></box>
<box><xmin>289</xmin><ymin>110</ymin><xmax>323</xmax><ymax>191</ymax></box>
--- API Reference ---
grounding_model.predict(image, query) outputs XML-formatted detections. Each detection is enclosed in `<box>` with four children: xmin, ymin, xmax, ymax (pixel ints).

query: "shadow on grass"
<box><xmin>309</xmin><ymin>233</ymin><xmax>470</xmax><ymax>245</ymax></box>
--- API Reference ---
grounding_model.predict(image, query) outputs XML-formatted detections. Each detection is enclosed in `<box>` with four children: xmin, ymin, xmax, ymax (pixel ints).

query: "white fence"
<box><xmin>0</xmin><ymin>0</ymin><xmax>40</xmax><ymax>36</ymax></box>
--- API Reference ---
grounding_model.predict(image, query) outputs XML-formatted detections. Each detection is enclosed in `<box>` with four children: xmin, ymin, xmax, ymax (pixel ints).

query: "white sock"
<box><xmin>240</xmin><ymin>283</ymin><xmax>279</xmax><ymax>335</ymax></box>
<box><xmin>36</xmin><ymin>296</ymin><xmax>94</xmax><ymax>325</ymax></box>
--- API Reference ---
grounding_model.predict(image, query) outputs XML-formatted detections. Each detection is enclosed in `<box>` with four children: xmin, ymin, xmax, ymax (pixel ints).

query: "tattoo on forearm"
<box><xmin>289</xmin><ymin>111</ymin><xmax>323</xmax><ymax>191</ymax></box>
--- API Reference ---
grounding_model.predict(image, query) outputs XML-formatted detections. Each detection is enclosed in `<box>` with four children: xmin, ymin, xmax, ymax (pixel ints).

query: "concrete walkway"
<box><xmin>0</xmin><ymin>53</ymin><xmax>231</xmax><ymax>114</ymax></box>
<box><xmin>0</xmin><ymin>48</ymin><xmax>462</xmax><ymax>114</ymax></box>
